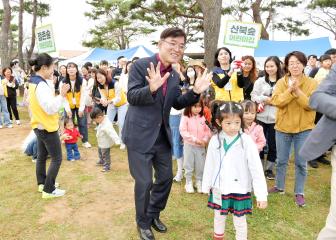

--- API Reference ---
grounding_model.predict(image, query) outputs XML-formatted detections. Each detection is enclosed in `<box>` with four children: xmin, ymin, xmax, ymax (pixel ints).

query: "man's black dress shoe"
<box><xmin>151</xmin><ymin>218</ymin><xmax>167</xmax><ymax>233</ymax></box>
<box><xmin>317</xmin><ymin>156</ymin><xmax>331</xmax><ymax>165</ymax></box>
<box><xmin>137</xmin><ymin>226</ymin><xmax>155</xmax><ymax>240</ymax></box>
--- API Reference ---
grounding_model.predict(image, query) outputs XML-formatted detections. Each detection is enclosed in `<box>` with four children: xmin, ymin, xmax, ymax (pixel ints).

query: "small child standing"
<box><xmin>180</xmin><ymin>99</ymin><xmax>212</xmax><ymax>193</ymax></box>
<box><xmin>202</xmin><ymin>101</ymin><xmax>268</xmax><ymax>240</ymax></box>
<box><xmin>90</xmin><ymin>108</ymin><xmax>121</xmax><ymax>172</ymax></box>
<box><xmin>241</xmin><ymin>100</ymin><xmax>266</xmax><ymax>153</ymax></box>
<box><xmin>63</xmin><ymin>118</ymin><xmax>82</xmax><ymax>161</ymax></box>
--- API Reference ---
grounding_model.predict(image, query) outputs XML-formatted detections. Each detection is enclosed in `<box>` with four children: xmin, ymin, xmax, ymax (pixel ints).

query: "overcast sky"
<box><xmin>4</xmin><ymin>0</ymin><xmax>336</xmax><ymax>53</ymax></box>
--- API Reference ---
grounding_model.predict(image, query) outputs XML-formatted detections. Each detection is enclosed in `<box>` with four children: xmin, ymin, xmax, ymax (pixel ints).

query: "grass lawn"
<box><xmin>0</xmin><ymin>106</ymin><xmax>332</xmax><ymax>240</ymax></box>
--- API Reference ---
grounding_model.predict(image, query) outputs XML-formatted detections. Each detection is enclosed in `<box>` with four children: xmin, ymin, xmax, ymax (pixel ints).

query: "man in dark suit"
<box><xmin>122</xmin><ymin>28</ymin><xmax>211</xmax><ymax>240</ymax></box>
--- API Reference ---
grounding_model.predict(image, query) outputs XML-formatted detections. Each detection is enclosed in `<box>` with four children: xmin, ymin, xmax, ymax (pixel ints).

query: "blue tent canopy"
<box><xmin>254</xmin><ymin>37</ymin><xmax>332</xmax><ymax>57</ymax></box>
<box><xmin>60</xmin><ymin>45</ymin><xmax>154</xmax><ymax>65</ymax></box>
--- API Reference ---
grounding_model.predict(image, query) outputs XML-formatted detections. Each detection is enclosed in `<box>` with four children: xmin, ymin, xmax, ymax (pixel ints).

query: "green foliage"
<box><xmin>273</xmin><ymin>17</ymin><xmax>309</xmax><ymax>39</ymax></box>
<box><xmin>308</xmin><ymin>0</ymin><xmax>336</xmax><ymax>8</ymax></box>
<box><xmin>129</xmin><ymin>0</ymin><xmax>204</xmax><ymax>43</ymax></box>
<box><xmin>23</xmin><ymin>1</ymin><xmax>49</xmax><ymax>18</ymax></box>
<box><xmin>84</xmin><ymin>0</ymin><xmax>155</xmax><ymax>49</ymax></box>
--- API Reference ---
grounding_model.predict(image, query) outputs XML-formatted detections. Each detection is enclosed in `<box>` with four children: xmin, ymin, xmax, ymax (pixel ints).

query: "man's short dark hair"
<box><xmin>160</xmin><ymin>27</ymin><xmax>186</xmax><ymax>42</ymax></box>
<box><xmin>84</xmin><ymin>62</ymin><xmax>93</xmax><ymax>68</ymax></box>
<box><xmin>117</xmin><ymin>56</ymin><xmax>125</xmax><ymax>61</ymax></box>
<box><xmin>100</xmin><ymin>60</ymin><xmax>108</xmax><ymax>66</ymax></box>
<box><xmin>90</xmin><ymin>107</ymin><xmax>104</xmax><ymax>119</ymax></box>
<box><xmin>307</xmin><ymin>55</ymin><xmax>317</xmax><ymax>60</ymax></box>
<box><xmin>325</xmin><ymin>48</ymin><xmax>336</xmax><ymax>55</ymax></box>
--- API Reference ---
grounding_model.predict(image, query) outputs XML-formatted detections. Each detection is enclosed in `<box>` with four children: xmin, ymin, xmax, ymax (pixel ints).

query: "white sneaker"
<box><xmin>7</xmin><ymin>124</ymin><xmax>13</xmax><ymax>128</ymax></box>
<box><xmin>173</xmin><ymin>171</ymin><xmax>183</xmax><ymax>182</ymax></box>
<box><xmin>120</xmin><ymin>143</ymin><xmax>126</xmax><ymax>150</ymax></box>
<box><xmin>196</xmin><ymin>180</ymin><xmax>202</xmax><ymax>193</ymax></box>
<box><xmin>38</xmin><ymin>182</ymin><xmax>60</xmax><ymax>193</ymax></box>
<box><xmin>0</xmin><ymin>125</ymin><xmax>2</xmax><ymax>129</ymax></box>
<box><xmin>16</xmin><ymin>120</ymin><xmax>21</xmax><ymax>125</ymax></box>
<box><xmin>42</xmin><ymin>188</ymin><xmax>65</xmax><ymax>199</ymax></box>
<box><xmin>185</xmin><ymin>181</ymin><xmax>194</xmax><ymax>193</ymax></box>
<box><xmin>83</xmin><ymin>142</ymin><xmax>92</xmax><ymax>148</ymax></box>
<box><xmin>32</xmin><ymin>158</ymin><xmax>37</xmax><ymax>163</ymax></box>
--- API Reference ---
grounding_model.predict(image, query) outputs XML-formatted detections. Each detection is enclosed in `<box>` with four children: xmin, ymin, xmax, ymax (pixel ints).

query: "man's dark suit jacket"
<box><xmin>300</xmin><ymin>64</ymin><xmax>336</xmax><ymax>161</ymax></box>
<box><xmin>122</xmin><ymin>54</ymin><xmax>200</xmax><ymax>153</ymax></box>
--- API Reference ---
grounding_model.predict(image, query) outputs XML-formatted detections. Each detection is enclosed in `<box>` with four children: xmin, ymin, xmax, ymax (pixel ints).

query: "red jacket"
<box><xmin>64</xmin><ymin>128</ymin><xmax>81</xmax><ymax>144</ymax></box>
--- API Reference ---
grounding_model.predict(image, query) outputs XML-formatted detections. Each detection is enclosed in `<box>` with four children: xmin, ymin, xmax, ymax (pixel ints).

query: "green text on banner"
<box><xmin>35</xmin><ymin>24</ymin><xmax>56</xmax><ymax>53</ymax></box>
<box><xmin>224</xmin><ymin>21</ymin><xmax>262</xmax><ymax>48</ymax></box>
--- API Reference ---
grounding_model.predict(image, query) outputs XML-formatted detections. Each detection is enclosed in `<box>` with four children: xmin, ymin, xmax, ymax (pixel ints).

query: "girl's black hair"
<box><xmin>241</xmin><ymin>99</ymin><xmax>257</xmax><ymax>123</ymax></box>
<box><xmin>183</xmin><ymin>99</ymin><xmax>204</xmax><ymax>118</ymax></box>
<box><xmin>64</xmin><ymin>117</ymin><xmax>73</xmax><ymax>128</ymax></box>
<box><xmin>211</xmin><ymin>101</ymin><xmax>244</xmax><ymax>132</ymax></box>
<box><xmin>28</xmin><ymin>53</ymin><xmax>54</xmax><ymax>72</ymax></box>
<box><xmin>211</xmin><ymin>101</ymin><xmax>245</xmax><ymax>148</ymax></box>
<box><xmin>264</xmin><ymin>56</ymin><xmax>283</xmax><ymax>82</ymax></box>
<box><xmin>64</xmin><ymin>62</ymin><xmax>82</xmax><ymax>92</ymax></box>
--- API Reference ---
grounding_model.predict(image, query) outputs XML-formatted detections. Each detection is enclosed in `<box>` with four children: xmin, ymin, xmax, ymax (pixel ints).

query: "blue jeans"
<box><xmin>25</xmin><ymin>137</ymin><xmax>38</xmax><ymax>159</ymax></box>
<box><xmin>65</xmin><ymin>143</ymin><xmax>80</xmax><ymax>160</ymax></box>
<box><xmin>107</xmin><ymin>103</ymin><xmax>128</xmax><ymax>140</ymax></box>
<box><xmin>0</xmin><ymin>95</ymin><xmax>11</xmax><ymax>126</ymax></box>
<box><xmin>169</xmin><ymin>114</ymin><xmax>183</xmax><ymax>159</ymax></box>
<box><xmin>275</xmin><ymin>130</ymin><xmax>310</xmax><ymax>194</ymax></box>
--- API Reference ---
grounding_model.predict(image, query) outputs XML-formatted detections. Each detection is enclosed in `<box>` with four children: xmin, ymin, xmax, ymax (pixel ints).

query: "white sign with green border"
<box><xmin>224</xmin><ymin>21</ymin><xmax>262</xmax><ymax>48</ymax></box>
<box><xmin>35</xmin><ymin>24</ymin><xmax>56</xmax><ymax>53</ymax></box>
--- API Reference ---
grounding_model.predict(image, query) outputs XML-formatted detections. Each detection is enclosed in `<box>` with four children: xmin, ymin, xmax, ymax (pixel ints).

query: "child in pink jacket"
<box><xmin>242</xmin><ymin>100</ymin><xmax>266</xmax><ymax>152</ymax></box>
<box><xmin>180</xmin><ymin>99</ymin><xmax>212</xmax><ymax>194</ymax></box>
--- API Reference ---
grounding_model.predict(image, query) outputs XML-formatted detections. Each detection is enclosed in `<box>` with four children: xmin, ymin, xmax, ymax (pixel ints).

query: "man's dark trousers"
<box><xmin>127</xmin><ymin>127</ymin><xmax>173</xmax><ymax>229</ymax></box>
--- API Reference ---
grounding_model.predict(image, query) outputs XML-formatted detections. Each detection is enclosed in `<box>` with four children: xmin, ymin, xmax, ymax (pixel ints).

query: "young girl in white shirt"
<box><xmin>202</xmin><ymin>101</ymin><xmax>268</xmax><ymax>240</ymax></box>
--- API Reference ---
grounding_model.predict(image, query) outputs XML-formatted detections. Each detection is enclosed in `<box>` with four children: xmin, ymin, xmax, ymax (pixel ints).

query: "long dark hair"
<box><xmin>95</xmin><ymin>68</ymin><xmax>115</xmax><ymax>89</ymax></box>
<box><xmin>184</xmin><ymin>99</ymin><xmax>204</xmax><ymax>118</ymax></box>
<box><xmin>214</xmin><ymin>47</ymin><xmax>233</xmax><ymax>67</ymax></box>
<box><xmin>64</xmin><ymin>62</ymin><xmax>82</xmax><ymax>92</ymax></box>
<box><xmin>264</xmin><ymin>56</ymin><xmax>283</xmax><ymax>82</ymax></box>
<box><xmin>242</xmin><ymin>55</ymin><xmax>258</xmax><ymax>82</ymax></box>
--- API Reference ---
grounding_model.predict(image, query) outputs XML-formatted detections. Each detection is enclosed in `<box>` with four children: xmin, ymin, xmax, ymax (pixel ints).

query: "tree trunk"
<box><xmin>0</xmin><ymin>0</ymin><xmax>11</xmax><ymax>67</ymax></box>
<box><xmin>196</xmin><ymin>0</ymin><xmax>222</xmax><ymax>69</ymax></box>
<box><xmin>18</xmin><ymin>0</ymin><xmax>24</xmax><ymax>69</ymax></box>
<box><xmin>26</xmin><ymin>0</ymin><xmax>37</xmax><ymax>60</ymax></box>
<box><xmin>251</xmin><ymin>0</ymin><xmax>269</xmax><ymax>40</ymax></box>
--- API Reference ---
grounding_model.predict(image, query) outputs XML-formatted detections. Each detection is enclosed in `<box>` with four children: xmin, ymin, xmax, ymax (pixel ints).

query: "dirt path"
<box><xmin>0</xmin><ymin>120</ymin><xmax>136</xmax><ymax>239</ymax></box>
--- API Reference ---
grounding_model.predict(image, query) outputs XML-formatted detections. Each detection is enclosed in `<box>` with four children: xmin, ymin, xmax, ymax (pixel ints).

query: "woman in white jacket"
<box><xmin>251</xmin><ymin>56</ymin><xmax>283</xmax><ymax>180</ymax></box>
<box><xmin>202</xmin><ymin>101</ymin><xmax>267</xmax><ymax>240</ymax></box>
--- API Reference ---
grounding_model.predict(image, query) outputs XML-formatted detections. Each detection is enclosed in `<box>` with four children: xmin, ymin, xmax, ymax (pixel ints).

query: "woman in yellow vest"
<box><xmin>211</xmin><ymin>47</ymin><xmax>243</xmax><ymax>102</ymax></box>
<box><xmin>0</xmin><ymin>73</ymin><xmax>12</xmax><ymax>128</ymax></box>
<box><xmin>28</xmin><ymin>53</ymin><xmax>70</xmax><ymax>199</ymax></box>
<box><xmin>96</xmin><ymin>68</ymin><xmax>127</xmax><ymax>150</ymax></box>
<box><xmin>62</xmin><ymin>62</ymin><xmax>91</xmax><ymax>148</ymax></box>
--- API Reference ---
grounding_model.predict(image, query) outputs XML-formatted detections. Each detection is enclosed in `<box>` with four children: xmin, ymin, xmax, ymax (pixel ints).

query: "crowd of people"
<box><xmin>1</xmin><ymin>26</ymin><xmax>336</xmax><ymax>240</ymax></box>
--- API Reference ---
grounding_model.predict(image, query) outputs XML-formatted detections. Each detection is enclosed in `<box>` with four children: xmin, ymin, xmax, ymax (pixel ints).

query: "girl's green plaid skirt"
<box><xmin>208</xmin><ymin>190</ymin><xmax>252</xmax><ymax>217</ymax></box>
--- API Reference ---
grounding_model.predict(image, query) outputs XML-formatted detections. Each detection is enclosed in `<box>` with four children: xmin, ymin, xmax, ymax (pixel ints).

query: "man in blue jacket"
<box><xmin>300</xmin><ymin>63</ymin><xmax>336</xmax><ymax>239</ymax></box>
<box><xmin>122</xmin><ymin>27</ymin><xmax>211</xmax><ymax>240</ymax></box>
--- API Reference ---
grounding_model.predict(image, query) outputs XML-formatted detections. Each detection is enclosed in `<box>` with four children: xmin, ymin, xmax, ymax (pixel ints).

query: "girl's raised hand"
<box><xmin>257</xmin><ymin>201</ymin><xmax>267</xmax><ymax>209</ymax></box>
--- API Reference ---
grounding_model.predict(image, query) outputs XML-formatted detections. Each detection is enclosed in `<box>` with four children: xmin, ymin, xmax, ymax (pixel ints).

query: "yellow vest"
<box><xmin>29</xmin><ymin>76</ymin><xmax>59</xmax><ymax>132</ymax></box>
<box><xmin>1</xmin><ymin>79</ymin><xmax>8</xmax><ymax>97</ymax></box>
<box><xmin>211</xmin><ymin>71</ymin><xmax>243</xmax><ymax>102</ymax></box>
<box><xmin>100</xmin><ymin>82</ymin><xmax>127</xmax><ymax>107</ymax></box>
<box><xmin>66</xmin><ymin>91</ymin><xmax>81</xmax><ymax>109</ymax></box>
